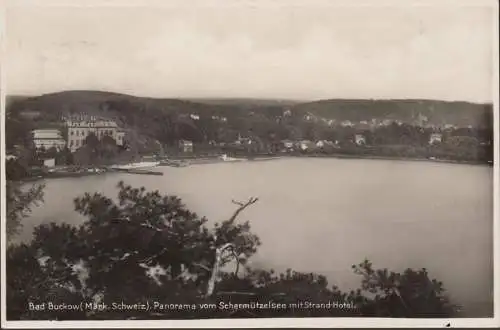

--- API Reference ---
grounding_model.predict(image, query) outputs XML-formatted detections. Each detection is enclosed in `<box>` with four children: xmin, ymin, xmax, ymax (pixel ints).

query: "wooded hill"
<box><xmin>6</xmin><ymin>91</ymin><xmax>493</xmax><ymax>147</ymax></box>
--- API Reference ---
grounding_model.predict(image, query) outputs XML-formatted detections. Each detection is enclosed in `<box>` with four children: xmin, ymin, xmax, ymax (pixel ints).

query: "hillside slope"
<box><xmin>6</xmin><ymin>91</ymin><xmax>494</xmax><ymax>148</ymax></box>
<box><xmin>292</xmin><ymin>99</ymin><xmax>493</xmax><ymax>128</ymax></box>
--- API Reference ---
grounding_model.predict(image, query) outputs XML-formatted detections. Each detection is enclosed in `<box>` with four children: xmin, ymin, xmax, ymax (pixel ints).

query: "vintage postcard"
<box><xmin>1</xmin><ymin>0</ymin><xmax>498</xmax><ymax>328</ymax></box>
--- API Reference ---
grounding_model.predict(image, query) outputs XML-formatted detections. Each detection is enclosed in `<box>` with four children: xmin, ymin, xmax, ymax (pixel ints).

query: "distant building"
<box><xmin>211</xmin><ymin>115</ymin><xmax>227</xmax><ymax>122</ymax></box>
<box><xmin>283</xmin><ymin>109</ymin><xmax>292</xmax><ymax>117</ymax></box>
<box><xmin>179</xmin><ymin>140</ymin><xmax>193</xmax><ymax>153</ymax></box>
<box><xmin>355</xmin><ymin>134</ymin><xmax>366</xmax><ymax>146</ymax></box>
<box><xmin>66</xmin><ymin>116</ymin><xmax>124</xmax><ymax>152</ymax></box>
<box><xmin>298</xmin><ymin>140</ymin><xmax>314</xmax><ymax>151</ymax></box>
<box><xmin>43</xmin><ymin>158</ymin><xmax>56</xmax><ymax>168</ymax></box>
<box><xmin>341</xmin><ymin>120</ymin><xmax>354</xmax><ymax>127</ymax></box>
<box><xmin>429</xmin><ymin>133</ymin><xmax>442</xmax><ymax>145</ymax></box>
<box><xmin>31</xmin><ymin>129</ymin><xmax>66</xmax><ymax>151</ymax></box>
<box><xmin>281</xmin><ymin>140</ymin><xmax>294</xmax><ymax>150</ymax></box>
<box><xmin>444</xmin><ymin>124</ymin><xmax>456</xmax><ymax>130</ymax></box>
<box><xmin>116</xmin><ymin>130</ymin><xmax>126</xmax><ymax>147</ymax></box>
<box><xmin>317</xmin><ymin>140</ymin><xmax>335</xmax><ymax>148</ymax></box>
<box><xmin>235</xmin><ymin>134</ymin><xmax>252</xmax><ymax>146</ymax></box>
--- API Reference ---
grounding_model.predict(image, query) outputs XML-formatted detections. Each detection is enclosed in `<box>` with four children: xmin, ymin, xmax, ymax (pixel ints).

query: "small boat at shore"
<box><xmin>110</xmin><ymin>161</ymin><xmax>160</xmax><ymax>170</ymax></box>
<box><xmin>125</xmin><ymin>169</ymin><xmax>163</xmax><ymax>176</ymax></box>
<box><xmin>158</xmin><ymin>159</ymin><xmax>189</xmax><ymax>167</ymax></box>
<box><xmin>220</xmin><ymin>154</ymin><xmax>246</xmax><ymax>162</ymax></box>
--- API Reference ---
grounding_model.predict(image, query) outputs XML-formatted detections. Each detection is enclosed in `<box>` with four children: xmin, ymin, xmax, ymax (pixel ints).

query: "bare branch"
<box><xmin>140</xmin><ymin>247</ymin><xmax>169</xmax><ymax>264</ymax></box>
<box><xmin>227</xmin><ymin>197</ymin><xmax>259</xmax><ymax>224</ymax></box>
<box><xmin>191</xmin><ymin>262</ymin><xmax>211</xmax><ymax>272</ymax></box>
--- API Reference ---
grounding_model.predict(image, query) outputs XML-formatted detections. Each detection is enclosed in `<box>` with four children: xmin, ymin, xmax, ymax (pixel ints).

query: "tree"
<box><xmin>84</xmin><ymin>133</ymin><xmax>100</xmax><ymax>150</ymax></box>
<box><xmin>6</xmin><ymin>182</ymin><xmax>459</xmax><ymax>320</ymax></box>
<box><xmin>97</xmin><ymin>135</ymin><xmax>119</xmax><ymax>162</ymax></box>
<box><xmin>55</xmin><ymin>147</ymin><xmax>74</xmax><ymax>166</ymax></box>
<box><xmin>5</xmin><ymin>107</ymin><xmax>36</xmax><ymax>151</ymax></box>
<box><xmin>351</xmin><ymin>259</ymin><xmax>457</xmax><ymax>317</ymax></box>
<box><xmin>5</xmin><ymin>159</ymin><xmax>45</xmax><ymax>242</ymax></box>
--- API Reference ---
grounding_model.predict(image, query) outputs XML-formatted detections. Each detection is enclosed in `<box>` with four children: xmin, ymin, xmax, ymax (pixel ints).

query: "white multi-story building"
<box><xmin>429</xmin><ymin>133</ymin><xmax>442</xmax><ymax>145</ymax></box>
<box><xmin>31</xmin><ymin>129</ymin><xmax>67</xmax><ymax>151</ymax></box>
<box><xmin>66</xmin><ymin>116</ymin><xmax>125</xmax><ymax>152</ymax></box>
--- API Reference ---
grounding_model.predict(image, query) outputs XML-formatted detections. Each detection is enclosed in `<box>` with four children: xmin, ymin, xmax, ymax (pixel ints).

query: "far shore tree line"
<box><xmin>5</xmin><ymin>103</ymin><xmax>494</xmax><ymax>170</ymax></box>
<box><xmin>5</xmin><ymin>156</ymin><xmax>462</xmax><ymax>320</ymax></box>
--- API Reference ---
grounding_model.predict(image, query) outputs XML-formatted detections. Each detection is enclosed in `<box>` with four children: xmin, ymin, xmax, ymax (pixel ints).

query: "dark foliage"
<box><xmin>6</xmin><ymin>182</ymin><xmax>459</xmax><ymax>320</ymax></box>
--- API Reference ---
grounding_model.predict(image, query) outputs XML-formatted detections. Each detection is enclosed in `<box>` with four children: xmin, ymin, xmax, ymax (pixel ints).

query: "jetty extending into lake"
<box><xmin>109</xmin><ymin>168</ymin><xmax>163</xmax><ymax>176</ymax></box>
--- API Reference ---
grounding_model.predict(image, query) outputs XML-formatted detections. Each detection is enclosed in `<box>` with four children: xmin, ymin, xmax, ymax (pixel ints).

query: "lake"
<box><xmin>18</xmin><ymin>157</ymin><xmax>494</xmax><ymax>317</ymax></box>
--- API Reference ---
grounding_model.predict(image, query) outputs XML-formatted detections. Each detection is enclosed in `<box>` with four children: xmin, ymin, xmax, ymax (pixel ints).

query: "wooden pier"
<box><xmin>109</xmin><ymin>168</ymin><xmax>164</xmax><ymax>176</ymax></box>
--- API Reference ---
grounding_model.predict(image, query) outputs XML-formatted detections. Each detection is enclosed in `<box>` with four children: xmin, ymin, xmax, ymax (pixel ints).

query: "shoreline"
<box><xmin>19</xmin><ymin>153</ymin><xmax>492</xmax><ymax>183</ymax></box>
<box><xmin>288</xmin><ymin>153</ymin><xmax>493</xmax><ymax>167</ymax></box>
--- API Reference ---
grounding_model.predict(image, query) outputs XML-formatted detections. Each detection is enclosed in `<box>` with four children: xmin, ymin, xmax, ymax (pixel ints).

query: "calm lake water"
<box><xmin>19</xmin><ymin>157</ymin><xmax>494</xmax><ymax>317</ymax></box>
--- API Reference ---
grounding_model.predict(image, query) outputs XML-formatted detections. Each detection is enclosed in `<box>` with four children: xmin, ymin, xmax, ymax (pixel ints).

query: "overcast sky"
<box><xmin>3</xmin><ymin>0</ymin><xmax>498</xmax><ymax>102</ymax></box>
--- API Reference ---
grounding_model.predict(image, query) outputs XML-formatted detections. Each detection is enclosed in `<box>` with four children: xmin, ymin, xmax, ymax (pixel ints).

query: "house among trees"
<box><xmin>316</xmin><ymin>140</ymin><xmax>335</xmax><ymax>149</ymax></box>
<box><xmin>31</xmin><ymin>129</ymin><xmax>67</xmax><ymax>151</ymax></box>
<box><xmin>281</xmin><ymin>139</ymin><xmax>294</xmax><ymax>150</ymax></box>
<box><xmin>179</xmin><ymin>140</ymin><xmax>194</xmax><ymax>153</ymax></box>
<box><xmin>355</xmin><ymin>134</ymin><xmax>366</xmax><ymax>146</ymax></box>
<box><xmin>297</xmin><ymin>140</ymin><xmax>314</xmax><ymax>151</ymax></box>
<box><xmin>429</xmin><ymin>133</ymin><xmax>443</xmax><ymax>145</ymax></box>
<box><xmin>42</xmin><ymin>157</ymin><xmax>56</xmax><ymax>168</ymax></box>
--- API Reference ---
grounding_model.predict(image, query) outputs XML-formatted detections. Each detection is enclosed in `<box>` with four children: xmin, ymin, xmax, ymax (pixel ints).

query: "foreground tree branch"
<box><xmin>228</xmin><ymin>197</ymin><xmax>259</xmax><ymax>224</ymax></box>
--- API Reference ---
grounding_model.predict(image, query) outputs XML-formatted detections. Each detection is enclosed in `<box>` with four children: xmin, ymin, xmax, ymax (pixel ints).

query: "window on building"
<box><xmin>71</xmin><ymin>131</ymin><xmax>74</xmax><ymax>136</ymax></box>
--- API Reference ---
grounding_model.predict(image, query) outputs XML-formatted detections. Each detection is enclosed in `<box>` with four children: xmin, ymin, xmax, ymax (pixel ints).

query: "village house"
<box><xmin>316</xmin><ymin>140</ymin><xmax>335</xmax><ymax>149</ymax></box>
<box><xmin>355</xmin><ymin>134</ymin><xmax>366</xmax><ymax>146</ymax></box>
<box><xmin>31</xmin><ymin>129</ymin><xmax>67</xmax><ymax>151</ymax></box>
<box><xmin>381</xmin><ymin>119</ymin><xmax>393</xmax><ymax>126</ymax></box>
<box><xmin>316</xmin><ymin>140</ymin><xmax>326</xmax><ymax>148</ymax></box>
<box><xmin>42</xmin><ymin>158</ymin><xmax>56</xmax><ymax>168</ymax></box>
<box><xmin>234</xmin><ymin>134</ymin><xmax>253</xmax><ymax>146</ymax></box>
<box><xmin>429</xmin><ymin>133</ymin><xmax>442</xmax><ymax>145</ymax></box>
<box><xmin>66</xmin><ymin>115</ymin><xmax>125</xmax><ymax>152</ymax></box>
<box><xmin>179</xmin><ymin>140</ymin><xmax>194</xmax><ymax>153</ymax></box>
<box><xmin>297</xmin><ymin>140</ymin><xmax>314</xmax><ymax>151</ymax></box>
<box><xmin>280</xmin><ymin>139</ymin><xmax>295</xmax><ymax>151</ymax></box>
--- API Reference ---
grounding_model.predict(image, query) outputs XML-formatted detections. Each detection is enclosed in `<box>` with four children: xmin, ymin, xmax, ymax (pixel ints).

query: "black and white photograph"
<box><xmin>1</xmin><ymin>0</ymin><xmax>498</xmax><ymax>327</ymax></box>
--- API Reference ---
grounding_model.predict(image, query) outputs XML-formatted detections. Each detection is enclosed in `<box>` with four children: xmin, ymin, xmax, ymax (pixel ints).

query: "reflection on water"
<box><xmin>20</xmin><ymin>157</ymin><xmax>493</xmax><ymax>317</ymax></box>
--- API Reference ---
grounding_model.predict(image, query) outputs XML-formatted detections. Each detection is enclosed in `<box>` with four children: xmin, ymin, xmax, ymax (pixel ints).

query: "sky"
<box><xmin>3</xmin><ymin>0</ymin><xmax>498</xmax><ymax>102</ymax></box>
